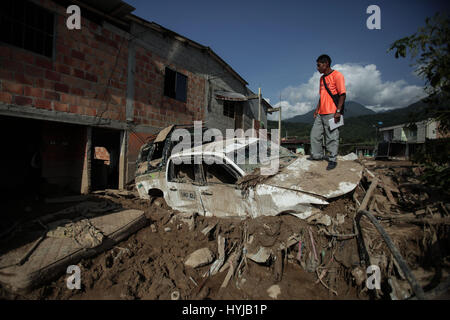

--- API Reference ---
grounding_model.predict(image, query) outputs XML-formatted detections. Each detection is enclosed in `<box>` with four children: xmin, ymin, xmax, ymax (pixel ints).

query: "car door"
<box><xmin>196</xmin><ymin>156</ymin><xmax>252</xmax><ymax>218</ymax></box>
<box><xmin>165</xmin><ymin>158</ymin><xmax>204</xmax><ymax>214</ymax></box>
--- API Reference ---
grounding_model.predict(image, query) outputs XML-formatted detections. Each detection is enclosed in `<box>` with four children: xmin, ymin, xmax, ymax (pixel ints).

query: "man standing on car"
<box><xmin>309</xmin><ymin>54</ymin><xmax>346</xmax><ymax>170</ymax></box>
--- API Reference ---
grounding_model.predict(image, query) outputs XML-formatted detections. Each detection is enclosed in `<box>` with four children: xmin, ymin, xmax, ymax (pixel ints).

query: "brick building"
<box><xmin>0</xmin><ymin>0</ymin><xmax>269</xmax><ymax>198</ymax></box>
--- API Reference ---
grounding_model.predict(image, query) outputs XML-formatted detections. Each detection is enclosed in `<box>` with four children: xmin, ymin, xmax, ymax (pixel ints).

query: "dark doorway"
<box><xmin>91</xmin><ymin>128</ymin><xmax>121</xmax><ymax>190</ymax></box>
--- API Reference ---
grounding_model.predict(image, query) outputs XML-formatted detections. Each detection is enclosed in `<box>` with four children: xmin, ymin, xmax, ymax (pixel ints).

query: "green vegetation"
<box><xmin>389</xmin><ymin>13</ymin><xmax>450</xmax><ymax>134</ymax></box>
<box><xmin>389</xmin><ymin>13</ymin><xmax>449</xmax><ymax>190</ymax></box>
<box><xmin>268</xmin><ymin>99</ymin><xmax>430</xmax><ymax>145</ymax></box>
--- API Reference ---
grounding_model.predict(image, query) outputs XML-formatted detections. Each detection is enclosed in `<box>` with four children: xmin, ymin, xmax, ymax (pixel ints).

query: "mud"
<box><xmin>0</xmin><ymin>194</ymin><xmax>362</xmax><ymax>300</ymax></box>
<box><xmin>1</xmin><ymin>159</ymin><xmax>449</xmax><ymax>300</ymax></box>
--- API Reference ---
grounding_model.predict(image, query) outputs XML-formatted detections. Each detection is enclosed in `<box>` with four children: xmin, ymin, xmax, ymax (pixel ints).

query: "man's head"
<box><xmin>316</xmin><ymin>54</ymin><xmax>331</xmax><ymax>74</ymax></box>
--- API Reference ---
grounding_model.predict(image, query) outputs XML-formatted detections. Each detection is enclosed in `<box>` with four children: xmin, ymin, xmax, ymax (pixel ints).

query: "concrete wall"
<box><xmin>130</xmin><ymin>22</ymin><xmax>265</xmax><ymax>134</ymax></box>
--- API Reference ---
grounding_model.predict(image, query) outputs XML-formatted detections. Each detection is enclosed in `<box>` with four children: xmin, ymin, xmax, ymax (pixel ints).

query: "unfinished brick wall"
<box><xmin>0</xmin><ymin>0</ymin><xmax>128</xmax><ymax>122</ymax></box>
<box><xmin>133</xmin><ymin>46</ymin><xmax>205</xmax><ymax>128</ymax></box>
<box><xmin>0</xmin><ymin>0</ymin><xmax>207</xmax><ymax>129</ymax></box>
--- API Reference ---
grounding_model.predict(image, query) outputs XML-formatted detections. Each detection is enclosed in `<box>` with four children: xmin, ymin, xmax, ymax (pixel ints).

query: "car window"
<box><xmin>202</xmin><ymin>163</ymin><xmax>238</xmax><ymax>185</ymax></box>
<box><xmin>227</xmin><ymin>141</ymin><xmax>297</xmax><ymax>174</ymax></box>
<box><xmin>169</xmin><ymin>162</ymin><xmax>195</xmax><ymax>183</ymax></box>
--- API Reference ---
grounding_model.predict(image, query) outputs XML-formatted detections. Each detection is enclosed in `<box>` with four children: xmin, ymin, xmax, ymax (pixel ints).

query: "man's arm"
<box><xmin>337</xmin><ymin>93</ymin><xmax>346</xmax><ymax>111</ymax></box>
<box><xmin>334</xmin><ymin>93</ymin><xmax>346</xmax><ymax>122</ymax></box>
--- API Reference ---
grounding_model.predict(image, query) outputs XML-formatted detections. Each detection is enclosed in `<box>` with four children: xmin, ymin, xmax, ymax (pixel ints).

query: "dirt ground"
<box><xmin>1</xmin><ymin>159</ymin><xmax>449</xmax><ymax>300</ymax></box>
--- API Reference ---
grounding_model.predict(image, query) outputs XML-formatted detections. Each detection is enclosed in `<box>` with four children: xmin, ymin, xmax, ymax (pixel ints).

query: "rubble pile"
<box><xmin>1</xmin><ymin>160</ymin><xmax>449</xmax><ymax>300</ymax></box>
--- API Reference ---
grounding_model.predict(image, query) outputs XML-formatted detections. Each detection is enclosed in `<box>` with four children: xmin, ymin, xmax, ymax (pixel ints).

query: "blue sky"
<box><xmin>127</xmin><ymin>0</ymin><xmax>449</xmax><ymax>119</ymax></box>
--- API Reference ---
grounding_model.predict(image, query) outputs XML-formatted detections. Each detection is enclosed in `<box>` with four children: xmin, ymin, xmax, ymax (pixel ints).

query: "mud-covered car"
<box><xmin>136</xmin><ymin>137</ymin><xmax>363</xmax><ymax>219</ymax></box>
<box><xmin>135</xmin><ymin>124</ymin><xmax>209</xmax><ymax>196</ymax></box>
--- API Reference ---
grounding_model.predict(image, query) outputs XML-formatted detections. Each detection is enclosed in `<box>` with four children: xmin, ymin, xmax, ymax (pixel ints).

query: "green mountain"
<box><xmin>284</xmin><ymin>101</ymin><xmax>376</xmax><ymax>123</ymax></box>
<box><xmin>269</xmin><ymin>99</ymin><xmax>431</xmax><ymax>144</ymax></box>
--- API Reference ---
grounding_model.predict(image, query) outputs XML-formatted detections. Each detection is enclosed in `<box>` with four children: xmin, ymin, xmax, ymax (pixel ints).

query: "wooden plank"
<box><xmin>359</xmin><ymin>178</ymin><xmax>378</xmax><ymax>212</ymax></box>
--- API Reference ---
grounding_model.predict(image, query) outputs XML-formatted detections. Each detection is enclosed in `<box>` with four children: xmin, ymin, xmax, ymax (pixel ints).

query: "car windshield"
<box><xmin>225</xmin><ymin>140</ymin><xmax>297</xmax><ymax>174</ymax></box>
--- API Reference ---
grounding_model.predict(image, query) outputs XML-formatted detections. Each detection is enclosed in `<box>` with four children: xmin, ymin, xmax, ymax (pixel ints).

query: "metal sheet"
<box><xmin>265</xmin><ymin>156</ymin><xmax>363</xmax><ymax>199</ymax></box>
<box><xmin>154</xmin><ymin>125</ymin><xmax>174</xmax><ymax>143</ymax></box>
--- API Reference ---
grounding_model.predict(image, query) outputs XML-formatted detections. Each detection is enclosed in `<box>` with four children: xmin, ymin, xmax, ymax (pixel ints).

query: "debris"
<box><xmin>336</xmin><ymin>214</ymin><xmax>345</xmax><ymax>225</ymax></box>
<box><xmin>306</xmin><ymin>252</ymin><xmax>319</xmax><ymax>273</ymax></box>
<box><xmin>164</xmin><ymin>227</ymin><xmax>172</xmax><ymax>233</ymax></box>
<box><xmin>351</xmin><ymin>267</ymin><xmax>365</xmax><ymax>286</ymax></box>
<box><xmin>153</xmin><ymin>199</ymin><xmax>164</xmax><ymax>208</ymax></box>
<box><xmin>185</xmin><ymin>248</ymin><xmax>215</xmax><ymax>268</ymax></box>
<box><xmin>201</xmin><ymin>223</ymin><xmax>217</xmax><ymax>236</ymax></box>
<box><xmin>318</xmin><ymin>227</ymin><xmax>357</xmax><ymax>239</ymax></box>
<box><xmin>150</xmin><ymin>224</ymin><xmax>157</xmax><ymax>233</ymax></box>
<box><xmin>388</xmin><ymin>278</ymin><xmax>412</xmax><ymax>300</ymax></box>
<box><xmin>316</xmin><ymin>268</ymin><xmax>338</xmax><ymax>296</ymax></box>
<box><xmin>339</xmin><ymin>152</ymin><xmax>358</xmax><ymax>161</ymax></box>
<box><xmin>220</xmin><ymin>247</ymin><xmax>242</xmax><ymax>289</ymax></box>
<box><xmin>113</xmin><ymin>246</ymin><xmax>131</xmax><ymax>262</ymax></box>
<box><xmin>46</xmin><ymin>218</ymin><xmax>104</xmax><ymax>248</ymax></box>
<box><xmin>359</xmin><ymin>179</ymin><xmax>378</xmax><ymax>212</ymax></box>
<box><xmin>176</xmin><ymin>212</ymin><xmax>197</xmax><ymax>231</ymax></box>
<box><xmin>267</xmin><ymin>284</ymin><xmax>281</xmax><ymax>299</ymax></box>
<box><xmin>297</xmin><ymin>241</ymin><xmax>303</xmax><ymax>262</ymax></box>
<box><xmin>220</xmin><ymin>265</ymin><xmax>234</xmax><ymax>289</ymax></box>
<box><xmin>273</xmin><ymin>251</ymin><xmax>283</xmax><ymax>282</ymax></box>
<box><xmin>308</xmin><ymin>227</ymin><xmax>318</xmax><ymax>262</ymax></box>
<box><xmin>171</xmin><ymin>291</ymin><xmax>180</xmax><ymax>300</ymax></box>
<box><xmin>355</xmin><ymin>210</ymin><xmax>426</xmax><ymax>300</ymax></box>
<box><xmin>189</xmin><ymin>276</ymin><xmax>198</xmax><ymax>287</ymax></box>
<box><xmin>307</xmin><ymin>213</ymin><xmax>332</xmax><ymax>226</ymax></box>
<box><xmin>206</xmin><ymin>236</ymin><xmax>226</xmax><ymax>276</ymax></box>
<box><xmin>246</xmin><ymin>246</ymin><xmax>272</xmax><ymax>264</ymax></box>
<box><xmin>92</xmin><ymin>189</ymin><xmax>136</xmax><ymax>199</ymax></box>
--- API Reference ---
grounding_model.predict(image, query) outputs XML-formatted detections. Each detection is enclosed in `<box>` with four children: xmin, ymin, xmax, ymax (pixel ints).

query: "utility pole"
<box><xmin>258</xmin><ymin>87</ymin><xmax>261</xmax><ymax>124</ymax></box>
<box><xmin>267</xmin><ymin>106</ymin><xmax>282</xmax><ymax>145</ymax></box>
<box><xmin>278</xmin><ymin>106</ymin><xmax>282</xmax><ymax>145</ymax></box>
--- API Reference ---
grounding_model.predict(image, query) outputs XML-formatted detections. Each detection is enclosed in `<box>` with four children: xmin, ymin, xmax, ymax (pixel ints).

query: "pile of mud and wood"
<box><xmin>1</xmin><ymin>160</ymin><xmax>449</xmax><ymax>300</ymax></box>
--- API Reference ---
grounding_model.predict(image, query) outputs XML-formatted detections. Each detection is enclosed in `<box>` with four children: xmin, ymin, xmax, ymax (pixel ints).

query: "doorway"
<box><xmin>91</xmin><ymin>128</ymin><xmax>121</xmax><ymax>190</ymax></box>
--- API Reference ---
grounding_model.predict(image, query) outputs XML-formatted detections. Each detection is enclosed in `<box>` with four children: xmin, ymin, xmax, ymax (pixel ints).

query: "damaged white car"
<box><xmin>136</xmin><ymin>138</ymin><xmax>363</xmax><ymax>220</ymax></box>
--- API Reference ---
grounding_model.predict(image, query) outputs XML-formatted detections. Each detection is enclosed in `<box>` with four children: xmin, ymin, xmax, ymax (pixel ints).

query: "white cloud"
<box><xmin>269</xmin><ymin>63</ymin><xmax>426</xmax><ymax>120</ymax></box>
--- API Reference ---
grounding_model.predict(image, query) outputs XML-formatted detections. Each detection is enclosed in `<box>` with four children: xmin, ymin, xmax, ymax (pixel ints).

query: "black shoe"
<box><xmin>326</xmin><ymin>161</ymin><xmax>337</xmax><ymax>170</ymax></box>
<box><xmin>307</xmin><ymin>156</ymin><xmax>323</xmax><ymax>161</ymax></box>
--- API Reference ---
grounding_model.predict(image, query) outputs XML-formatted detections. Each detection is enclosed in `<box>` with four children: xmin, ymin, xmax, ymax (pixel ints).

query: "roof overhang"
<box><xmin>215</xmin><ymin>91</ymin><xmax>248</xmax><ymax>101</ymax></box>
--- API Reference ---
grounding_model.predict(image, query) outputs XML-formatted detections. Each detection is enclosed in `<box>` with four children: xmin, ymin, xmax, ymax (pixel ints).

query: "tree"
<box><xmin>389</xmin><ymin>13</ymin><xmax>450</xmax><ymax>190</ymax></box>
<box><xmin>389</xmin><ymin>13</ymin><xmax>450</xmax><ymax>134</ymax></box>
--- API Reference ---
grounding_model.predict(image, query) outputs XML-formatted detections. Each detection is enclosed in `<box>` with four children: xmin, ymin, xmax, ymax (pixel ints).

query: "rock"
<box><xmin>171</xmin><ymin>291</ymin><xmax>180</xmax><ymax>300</ymax></box>
<box><xmin>185</xmin><ymin>248</ymin><xmax>215</xmax><ymax>268</ymax></box>
<box><xmin>164</xmin><ymin>227</ymin><xmax>171</xmax><ymax>232</ymax></box>
<box><xmin>339</xmin><ymin>152</ymin><xmax>358</xmax><ymax>161</ymax></box>
<box><xmin>336</xmin><ymin>214</ymin><xmax>345</xmax><ymax>225</ymax></box>
<box><xmin>307</xmin><ymin>213</ymin><xmax>332</xmax><ymax>226</ymax></box>
<box><xmin>389</xmin><ymin>278</ymin><xmax>412</xmax><ymax>300</ymax></box>
<box><xmin>267</xmin><ymin>284</ymin><xmax>281</xmax><ymax>299</ymax></box>
<box><xmin>351</xmin><ymin>267</ymin><xmax>365</xmax><ymax>286</ymax></box>
<box><xmin>150</xmin><ymin>224</ymin><xmax>157</xmax><ymax>233</ymax></box>
<box><xmin>153</xmin><ymin>199</ymin><xmax>163</xmax><ymax>207</ymax></box>
<box><xmin>246</xmin><ymin>246</ymin><xmax>272</xmax><ymax>264</ymax></box>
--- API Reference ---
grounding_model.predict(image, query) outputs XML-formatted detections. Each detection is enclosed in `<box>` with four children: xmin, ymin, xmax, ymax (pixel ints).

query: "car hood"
<box><xmin>264</xmin><ymin>156</ymin><xmax>363</xmax><ymax>199</ymax></box>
